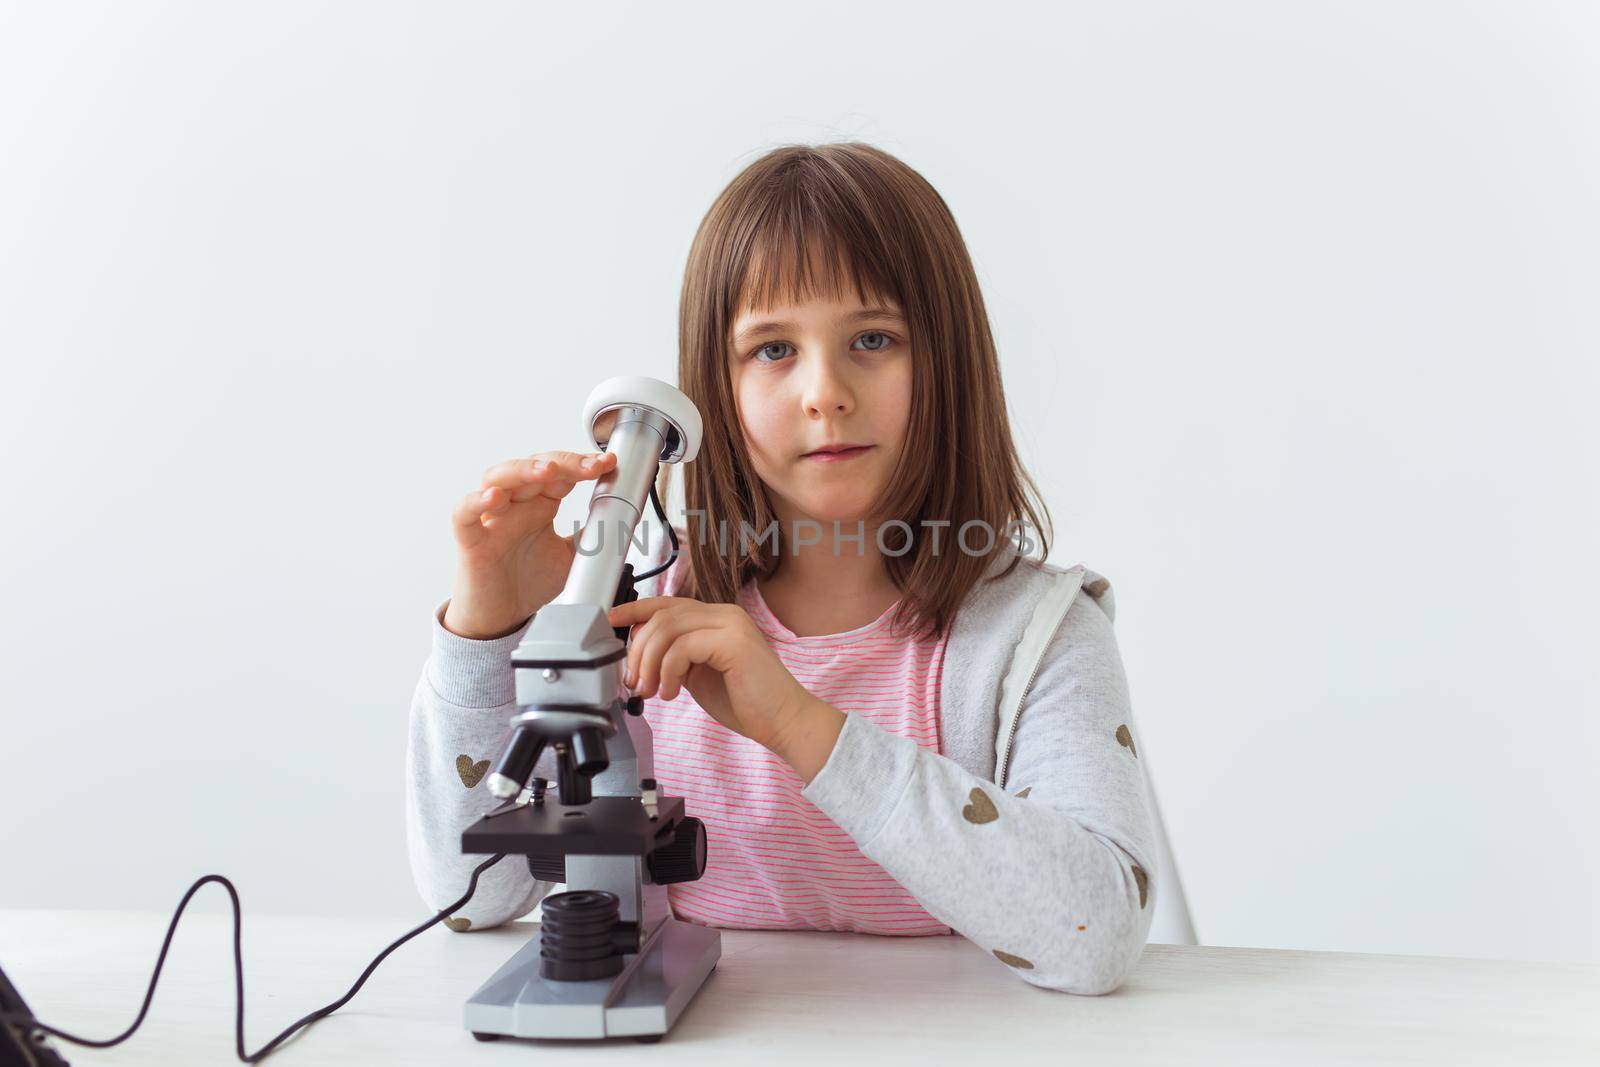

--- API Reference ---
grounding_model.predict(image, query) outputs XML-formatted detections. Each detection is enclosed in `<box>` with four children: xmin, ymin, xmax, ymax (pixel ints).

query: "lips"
<box><xmin>803</xmin><ymin>444</ymin><xmax>874</xmax><ymax>462</ymax></box>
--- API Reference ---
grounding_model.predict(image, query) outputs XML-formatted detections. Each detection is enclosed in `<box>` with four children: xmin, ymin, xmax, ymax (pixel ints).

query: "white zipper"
<box><xmin>996</xmin><ymin>571</ymin><xmax>1083</xmax><ymax>788</ymax></box>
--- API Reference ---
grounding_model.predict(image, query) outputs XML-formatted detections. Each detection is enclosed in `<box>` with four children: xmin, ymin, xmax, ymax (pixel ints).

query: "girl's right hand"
<box><xmin>442</xmin><ymin>449</ymin><xmax>618</xmax><ymax>639</ymax></box>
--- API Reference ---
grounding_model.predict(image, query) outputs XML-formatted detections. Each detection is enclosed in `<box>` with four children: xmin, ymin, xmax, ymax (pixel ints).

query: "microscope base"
<box><xmin>463</xmin><ymin>914</ymin><xmax>721</xmax><ymax>1041</ymax></box>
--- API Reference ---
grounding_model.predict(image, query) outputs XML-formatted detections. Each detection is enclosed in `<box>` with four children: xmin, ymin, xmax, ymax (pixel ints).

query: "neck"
<box><xmin>752</xmin><ymin>509</ymin><xmax>902</xmax><ymax>636</ymax></box>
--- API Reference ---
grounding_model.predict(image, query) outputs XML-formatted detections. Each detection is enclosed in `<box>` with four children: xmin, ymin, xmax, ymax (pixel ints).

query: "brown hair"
<box><xmin>659</xmin><ymin>141</ymin><xmax>1052</xmax><ymax>641</ymax></box>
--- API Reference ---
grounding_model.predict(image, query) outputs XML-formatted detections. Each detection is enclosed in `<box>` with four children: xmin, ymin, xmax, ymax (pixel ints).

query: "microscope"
<box><xmin>457</xmin><ymin>376</ymin><xmax>720</xmax><ymax>1044</ymax></box>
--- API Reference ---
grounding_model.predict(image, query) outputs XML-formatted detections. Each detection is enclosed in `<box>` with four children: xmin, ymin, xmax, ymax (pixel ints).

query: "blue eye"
<box><xmin>749</xmin><ymin>332</ymin><xmax>897</xmax><ymax>363</ymax></box>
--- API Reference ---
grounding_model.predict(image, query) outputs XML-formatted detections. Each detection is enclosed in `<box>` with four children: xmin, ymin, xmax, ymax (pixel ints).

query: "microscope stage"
<box><xmin>461</xmin><ymin>795</ymin><xmax>687</xmax><ymax>857</ymax></box>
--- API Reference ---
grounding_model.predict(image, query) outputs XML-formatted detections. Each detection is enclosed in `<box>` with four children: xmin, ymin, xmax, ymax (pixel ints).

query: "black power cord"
<box><xmin>631</xmin><ymin>480</ymin><xmax>679</xmax><ymax>583</ymax></box>
<box><xmin>2</xmin><ymin>472</ymin><xmax>682</xmax><ymax>1064</ymax></box>
<box><xmin>0</xmin><ymin>853</ymin><xmax>509</xmax><ymax>1064</ymax></box>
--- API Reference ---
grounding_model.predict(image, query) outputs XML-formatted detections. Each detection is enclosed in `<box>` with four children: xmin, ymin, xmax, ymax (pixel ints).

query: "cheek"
<box><xmin>734</xmin><ymin>379</ymin><xmax>788</xmax><ymax>470</ymax></box>
<box><xmin>876</xmin><ymin>358</ymin><xmax>914</xmax><ymax>449</ymax></box>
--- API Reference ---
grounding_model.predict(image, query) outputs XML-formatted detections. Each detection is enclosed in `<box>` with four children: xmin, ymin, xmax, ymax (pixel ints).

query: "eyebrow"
<box><xmin>731</xmin><ymin>307</ymin><xmax>905</xmax><ymax>348</ymax></box>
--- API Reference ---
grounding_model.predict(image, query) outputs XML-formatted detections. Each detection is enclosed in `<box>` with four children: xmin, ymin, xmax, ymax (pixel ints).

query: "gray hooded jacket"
<box><xmin>405</xmin><ymin>543</ymin><xmax>1156</xmax><ymax>994</ymax></box>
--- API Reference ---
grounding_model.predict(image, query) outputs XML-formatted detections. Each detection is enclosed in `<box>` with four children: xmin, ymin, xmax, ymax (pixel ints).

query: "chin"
<box><xmin>791</xmin><ymin>495</ymin><xmax>876</xmax><ymax>527</ymax></box>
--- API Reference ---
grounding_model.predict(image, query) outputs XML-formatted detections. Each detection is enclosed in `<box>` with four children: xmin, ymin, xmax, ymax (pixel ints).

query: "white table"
<box><xmin>1</xmin><ymin>908</ymin><xmax>1594</xmax><ymax>1065</ymax></box>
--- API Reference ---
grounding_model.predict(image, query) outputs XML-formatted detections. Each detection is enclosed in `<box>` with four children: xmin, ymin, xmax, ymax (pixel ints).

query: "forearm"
<box><xmin>407</xmin><ymin>669</ymin><xmax>555</xmax><ymax>929</ymax></box>
<box><xmin>409</xmin><ymin>600</ymin><xmax>555</xmax><ymax>929</ymax></box>
<box><xmin>800</xmin><ymin>712</ymin><xmax>1153</xmax><ymax>993</ymax></box>
<box><xmin>770</xmin><ymin>697</ymin><xmax>847</xmax><ymax>785</ymax></box>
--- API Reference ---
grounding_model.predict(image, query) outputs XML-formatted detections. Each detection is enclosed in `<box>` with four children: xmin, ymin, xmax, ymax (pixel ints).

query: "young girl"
<box><xmin>407</xmin><ymin>142</ymin><xmax>1155</xmax><ymax>995</ymax></box>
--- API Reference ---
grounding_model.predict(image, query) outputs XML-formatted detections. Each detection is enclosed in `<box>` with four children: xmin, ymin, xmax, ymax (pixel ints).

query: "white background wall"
<box><xmin>2</xmin><ymin>1</ymin><xmax>1595</xmax><ymax>965</ymax></box>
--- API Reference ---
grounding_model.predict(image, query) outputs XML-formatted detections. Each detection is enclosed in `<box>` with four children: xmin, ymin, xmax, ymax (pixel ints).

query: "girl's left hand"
<box><xmin>607</xmin><ymin>595</ymin><xmax>819</xmax><ymax>755</ymax></box>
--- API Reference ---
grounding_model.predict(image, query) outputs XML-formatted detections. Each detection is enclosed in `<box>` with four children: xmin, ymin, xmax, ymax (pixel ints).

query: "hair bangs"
<box><xmin>729</xmin><ymin>182</ymin><xmax>901</xmax><ymax>321</ymax></box>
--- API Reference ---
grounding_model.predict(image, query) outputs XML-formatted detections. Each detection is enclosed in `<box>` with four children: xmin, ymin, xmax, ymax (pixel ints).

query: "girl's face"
<box><xmin>727</xmin><ymin>291</ymin><xmax>912</xmax><ymax>528</ymax></box>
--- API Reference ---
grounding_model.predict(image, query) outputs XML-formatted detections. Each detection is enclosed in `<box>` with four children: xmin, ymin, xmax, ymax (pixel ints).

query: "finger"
<box><xmin>506</xmin><ymin>472</ymin><xmax>576</xmax><ymax>505</ymax></box>
<box><xmin>657</xmin><ymin>631</ymin><xmax>719</xmax><ymax>702</ymax></box>
<box><xmin>481</xmin><ymin>450</ymin><xmax>615</xmax><ymax>493</ymax></box>
<box><xmin>504</xmin><ymin>452</ymin><xmax>611</xmax><ymax>504</ymax></box>
<box><xmin>624</xmin><ymin>601</ymin><xmax>717</xmax><ymax>687</ymax></box>
<box><xmin>629</xmin><ymin>606</ymin><xmax>722</xmax><ymax>696</ymax></box>
<box><xmin>625</xmin><ymin>607</ymin><xmax>673</xmax><ymax>692</ymax></box>
<box><xmin>452</xmin><ymin>486</ymin><xmax>508</xmax><ymax>542</ymax></box>
<box><xmin>609</xmin><ymin>595</ymin><xmax>681</xmax><ymax>628</ymax></box>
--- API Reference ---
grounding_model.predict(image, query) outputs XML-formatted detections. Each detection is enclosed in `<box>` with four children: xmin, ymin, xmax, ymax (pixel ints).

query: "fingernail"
<box><xmin>581</xmin><ymin>457</ymin><xmax>595</xmax><ymax>470</ymax></box>
<box><xmin>480</xmin><ymin>489</ymin><xmax>492</xmax><ymax>501</ymax></box>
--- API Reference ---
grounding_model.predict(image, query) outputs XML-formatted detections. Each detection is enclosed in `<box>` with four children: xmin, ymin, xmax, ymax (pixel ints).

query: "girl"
<box><xmin>407</xmin><ymin>142</ymin><xmax>1155</xmax><ymax>995</ymax></box>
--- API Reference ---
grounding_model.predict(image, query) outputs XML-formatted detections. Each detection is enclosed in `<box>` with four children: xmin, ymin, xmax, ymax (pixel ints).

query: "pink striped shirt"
<box><xmin>641</xmin><ymin>572</ymin><xmax>952</xmax><ymax>936</ymax></box>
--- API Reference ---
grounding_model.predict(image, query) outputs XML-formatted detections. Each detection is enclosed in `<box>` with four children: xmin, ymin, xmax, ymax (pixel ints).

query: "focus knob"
<box><xmin>647</xmin><ymin>816</ymin><xmax>707</xmax><ymax>885</ymax></box>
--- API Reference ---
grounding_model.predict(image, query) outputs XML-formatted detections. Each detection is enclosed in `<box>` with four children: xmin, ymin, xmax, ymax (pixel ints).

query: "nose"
<box><xmin>801</xmin><ymin>355</ymin><xmax>854</xmax><ymax>419</ymax></box>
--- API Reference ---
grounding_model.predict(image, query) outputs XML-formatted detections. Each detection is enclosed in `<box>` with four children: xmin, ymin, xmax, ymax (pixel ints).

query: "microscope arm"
<box><xmin>482</xmin><ymin>378</ymin><xmax>701</xmax><ymax>803</ymax></box>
